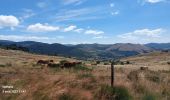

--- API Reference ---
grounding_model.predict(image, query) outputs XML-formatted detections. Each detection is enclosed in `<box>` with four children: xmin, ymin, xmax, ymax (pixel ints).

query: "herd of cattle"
<box><xmin>37</xmin><ymin>60</ymin><xmax>82</xmax><ymax>68</ymax></box>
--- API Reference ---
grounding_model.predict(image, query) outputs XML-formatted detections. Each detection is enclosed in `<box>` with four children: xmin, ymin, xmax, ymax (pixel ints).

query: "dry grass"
<box><xmin>0</xmin><ymin>49</ymin><xmax>170</xmax><ymax>100</ymax></box>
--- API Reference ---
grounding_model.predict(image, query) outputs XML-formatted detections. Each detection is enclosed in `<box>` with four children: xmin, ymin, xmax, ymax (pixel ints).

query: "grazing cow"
<box><xmin>49</xmin><ymin>60</ymin><xmax>54</xmax><ymax>63</ymax></box>
<box><xmin>140</xmin><ymin>66</ymin><xmax>148</xmax><ymax>70</ymax></box>
<box><xmin>37</xmin><ymin>60</ymin><xmax>49</xmax><ymax>65</ymax></box>
<box><xmin>62</xmin><ymin>61</ymin><xmax>82</xmax><ymax>68</ymax></box>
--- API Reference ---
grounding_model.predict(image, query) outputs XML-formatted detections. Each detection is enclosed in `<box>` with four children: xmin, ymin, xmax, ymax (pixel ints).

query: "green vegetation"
<box><xmin>77</xmin><ymin>73</ymin><xmax>93</xmax><ymax>79</ymax></box>
<box><xmin>59</xmin><ymin>93</ymin><xmax>76</xmax><ymax>100</ymax></box>
<box><xmin>126</xmin><ymin>61</ymin><xmax>130</xmax><ymax>64</ymax></box>
<box><xmin>0</xmin><ymin>64</ymin><xmax>5</xmax><ymax>67</ymax></box>
<box><xmin>74</xmin><ymin>65</ymin><xmax>92</xmax><ymax>71</ymax></box>
<box><xmin>60</xmin><ymin>60</ymin><xmax>69</xmax><ymax>65</ymax></box>
<box><xmin>142</xmin><ymin>93</ymin><xmax>157</xmax><ymax>100</ymax></box>
<box><xmin>95</xmin><ymin>84</ymin><xmax>132</xmax><ymax>100</ymax></box>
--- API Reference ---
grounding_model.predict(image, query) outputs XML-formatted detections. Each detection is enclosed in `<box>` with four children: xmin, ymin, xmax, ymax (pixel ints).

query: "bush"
<box><xmin>120</xmin><ymin>62</ymin><xmax>124</xmax><ymax>65</ymax></box>
<box><xmin>60</xmin><ymin>60</ymin><xmax>69</xmax><ymax>65</ymax></box>
<box><xmin>0</xmin><ymin>64</ymin><xmax>5</xmax><ymax>67</ymax></box>
<box><xmin>167</xmin><ymin>61</ymin><xmax>170</xmax><ymax>65</ymax></box>
<box><xmin>126</xmin><ymin>61</ymin><xmax>130</xmax><ymax>64</ymax></box>
<box><xmin>48</xmin><ymin>63</ymin><xmax>60</xmax><ymax>68</ymax></box>
<box><xmin>142</xmin><ymin>93</ymin><xmax>156</xmax><ymax>100</ymax></box>
<box><xmin>114</xmin><ymin>86</ymin><xmax>132</xmax><ymax>100</ymax></box>
<box><xmin>96</xmin><ymin>61</ymin><xmax>100</xmax><ymax>64</ymax></box>
<box><xmin>59</xmin><ymin>93</ymin><xmax>76</xmax><ymax>100</ymax></box>
<box><xmin>104</xmin><ymin>62</ymin><xmax>110</xmax><ymax>65</ymax></box>
<box><xmin>95</xmin><ymin>85</ymin><xmax>132</xmax><ymax>100</ymax></box>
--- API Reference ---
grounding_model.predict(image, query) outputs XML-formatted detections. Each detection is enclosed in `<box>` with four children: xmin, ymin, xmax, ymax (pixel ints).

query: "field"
<box><xmin>0</xmin><ymin>49</ymin><xmax>170</xmax><ymax>100</ymax></box>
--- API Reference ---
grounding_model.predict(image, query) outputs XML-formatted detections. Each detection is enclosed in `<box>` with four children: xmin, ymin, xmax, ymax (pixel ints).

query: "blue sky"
<box><xmin>0</xmin><ymin>0</ymin><xmax>170</xmax><ymax>44</ymax></box>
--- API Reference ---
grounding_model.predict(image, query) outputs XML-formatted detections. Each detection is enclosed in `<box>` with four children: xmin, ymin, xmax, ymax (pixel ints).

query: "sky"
<box><xmin>0</xmin><ymin>0</ymin><xmax>170</xmax><ymax>44</ymax></box>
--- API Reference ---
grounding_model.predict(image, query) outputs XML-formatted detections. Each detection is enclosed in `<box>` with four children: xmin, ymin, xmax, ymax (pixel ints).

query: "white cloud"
<box><xmin>19</xmin><ymin>9</ymin><xmax>35</xmax><ymax>21</ymax></box>
<box><xmin>74</xmin><ymin>28</ymin><xmax>84</xmax><ymax>33</ymax></box>
<box><xmin>111</xmin><ymin>11</ymin><xmax>119</xmax><ymax>15</ymax></box>
<box><xmin>110</xmin><ymin>3</ymin><xmax>115</xmax><ymax>7</ymax></box>
<box><xmin>145</xmin><ymin>0</ymin><xmax>165</xmax><ymax>3</ymax></box>
<box><xmin>27</xmin><ymin>23</ymin><xmax>59</xmax><ymax>32</ymax></box>
<box><xmin>93</xmin><ymin>36</ymin><xmax>108</xmax><ymax>39</ymax></box>
<box><xmin>63</xmin><ymin>25</ymin><xmax>77</xmax><ymax>32</ymax></box>
<box><xmin>62</xmin><ymin>0</ymin><xmax>86</xmax><ymax>5</ymax></box>
<box><xmin>0</xmin><ymin>35</ymin><xmax>49</xmax><ymax>41</ymax></box>
<box><xmin>118</xmin><ymin>28</ymin><xmax>168</xmax><ymax>43</ymax></box>
<box><xmin>0</xmin><ymin>35</ymin><xmax>65</xmax><ymax>43</ymax></box>
<box><xmin>85</xmin><ymin>30</ymin><xmax>104</xmax><ymax>35</ymax></box>
<box><xmin>55</xmin><ymin>7</ymin><xmax>104</xmax><ymax>22</ymax></box>
<box><xmin>0</xmin><ymin>15</ymin><xmax>19</xmax><ymax>28</ymax></box>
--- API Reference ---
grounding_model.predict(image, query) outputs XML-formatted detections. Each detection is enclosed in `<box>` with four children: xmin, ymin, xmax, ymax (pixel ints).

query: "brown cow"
<box><xmin>37</xmin><ymin>60</ymin><xmax>50</xmax><ymax>65</ymax></box>
<box><xmin>140</xmin><ymin>66</ymin><xmax>148</xmax><ymax>70</ymax></box>
<box><xmin>62</xmin><ymin>61</ymin><xmax>82</xmax><ymax>68</ymax></box>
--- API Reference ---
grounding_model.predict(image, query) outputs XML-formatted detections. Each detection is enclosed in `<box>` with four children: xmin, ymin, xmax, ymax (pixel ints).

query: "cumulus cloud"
<box><xmin>0</xmin><ymin>15</ymin><xmax>19</xmax><ymax>28</ymax></box>
<box><xmin>119</xmin><ymin>28</ymin><xmax>164</xmax><ymax>38</ymax></box>
<box><xmin>27</xmin><ymin>23</ymin><xmax>59</xmax><ymax>32</ymax></box>
<box><xmin>118</xmin><ymin>28</ymin><xmax>168</xmax><ymax>43</ymax></box>
<box><xmin>63</xmin><ymin>25</ymin><xmax>77</xmax><ymax>32</ymax></box>
<box><xmin>85</xmin><ymin>30</ymin><xmax>104</xmax><ymax>35</ymax></box>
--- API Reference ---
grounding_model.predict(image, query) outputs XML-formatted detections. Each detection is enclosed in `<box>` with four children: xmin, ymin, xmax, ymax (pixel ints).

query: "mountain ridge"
<box><xmin>0</xmin><ymin>40</ymin><xmax>169</xmax><ymax>60</ymax></box>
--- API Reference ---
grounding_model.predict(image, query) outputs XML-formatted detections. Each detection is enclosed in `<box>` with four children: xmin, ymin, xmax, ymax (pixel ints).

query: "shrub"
<box><xmin>114</xmin><ymin>86</ymin><xmax>132</xmax><ymax>100</ymax></box>
<box><xmin>0</xmin><ymin>64</ymin><xmax>5</xmax><ymax>67</ymax></box>
<box><xmin>59</xmin><ymin>93</ymin><xmax>76</xmax><ymax>100</ymax></box>
<box><xmin>126</xmin><ymin>61</ymin><xmax>130</xmax><ymax>64</ymax></box>
<box><xmin>120</xmin><ymin>62</ymin><xmax>124</xmax><ymax>65</ymax></box>
<box><xmin>147</xmin><ymin>75</ymin><xmax>160</xmax><ymax>83</ymax></box>
<box><xmin>167</xmin><ymin>61</ymin><xmax>170</xmax><ymax>65</ymax></box>
<box><xmin>60</xmin><ymin>60</ymin><xmax>69</xmax><ymax>65</ymax></box>
<box><xmin>96</xmin><ymin>61</ymin><xmax>100</xmax><ymax>64</ymax></box>
<box><xmin>48</xmin><ymin>63</ymin><xmax>60</xmax><ymax>68</ymax></box>
<box><xmin>142</xmin><ymin>93</ymin><xmax>156</xmax><ymax>100</ymax></box>
<box><xmin>95</xmin><ymin>85</ymin><xmax>132</xmax><ymax>100</ymax></box>
<box><xmin>104</xmin><ymin>62</ymin><xmax>110</xmax><ymax>65</ymax></box>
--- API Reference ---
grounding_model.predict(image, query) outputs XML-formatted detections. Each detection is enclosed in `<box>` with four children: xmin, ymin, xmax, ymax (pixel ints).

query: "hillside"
<box><xmin>1</xmin><ymin>40</ymin><xmax>166</xmax><ymax>60</ymax></box>
<box><xmin>0</xmin><ymin>49</ymin><xmax>170</xmax><ymax>100</ymax></box>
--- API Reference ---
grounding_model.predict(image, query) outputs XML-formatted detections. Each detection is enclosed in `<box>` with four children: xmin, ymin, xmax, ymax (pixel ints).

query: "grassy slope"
<box><xmin>0</xmin><ymin>49</ymin><xmax>170</xmax><ymax>100</ymax></box>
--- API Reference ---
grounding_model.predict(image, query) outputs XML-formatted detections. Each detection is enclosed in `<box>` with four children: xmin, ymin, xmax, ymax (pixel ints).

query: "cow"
<box><xmin>61</xmin><ymin>61</ymin><xmax>82</xmax><ymax>68</ymax></box>
<box><xmin>140</xmin><ymin>66</ymin><xmax>148</xmax><ymax>70</ymax></box>
<box><xmin>37</xmin><ymin>60</ymin><xmax>50</xmax><ymax>65</ymax></box>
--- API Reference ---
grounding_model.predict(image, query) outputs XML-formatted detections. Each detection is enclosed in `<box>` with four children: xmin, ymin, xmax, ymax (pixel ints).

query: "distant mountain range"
<box><xmin>0</xmin><ymin>40</ymin><xmax>169</xmax><ymax>60</ymax></box>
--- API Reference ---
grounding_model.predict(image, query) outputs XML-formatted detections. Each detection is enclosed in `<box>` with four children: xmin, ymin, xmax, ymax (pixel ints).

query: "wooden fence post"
<box><xmin>111</xmin><ymin>62</ymin><xmax>114</xmax><ymax>87</ymax></box>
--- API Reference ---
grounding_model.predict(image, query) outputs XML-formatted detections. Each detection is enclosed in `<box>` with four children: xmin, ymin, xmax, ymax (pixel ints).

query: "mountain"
<box><xmin>1</xmin><ymin>40</ymin><xmax>169</xmax><ymax>60</ymax></box>
<box><xmin>145</xmin><ymin>43</ymin><xmax>170</xmax><ymax>50</ymax></box>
